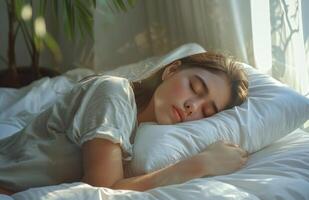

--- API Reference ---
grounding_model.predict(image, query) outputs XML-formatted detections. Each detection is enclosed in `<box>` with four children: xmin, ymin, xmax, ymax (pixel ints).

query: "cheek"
<box><xmin>164</xmin><ymin>80</ymin><xmax>187</xmax><ymax>98</ymax></box>
<box><xmin>155</xmin><ymin>79</ymin><xmax>189</xmax><ymax>109</ymax></box>
<box><xmin>154</xmin><ymin>81</ymin><xmax>185</xmax><ymax>109</ymax></box>
<box><xmin>154</xmin><ymin>82</ymin><xmax>186</xmax><ymax>124</ymax></box>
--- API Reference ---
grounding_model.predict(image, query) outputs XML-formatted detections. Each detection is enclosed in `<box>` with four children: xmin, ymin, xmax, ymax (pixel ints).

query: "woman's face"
<box><xmin>151</xmin><ymin>62</ymin><xmax>231</xmax><ymax>125</ymax></box>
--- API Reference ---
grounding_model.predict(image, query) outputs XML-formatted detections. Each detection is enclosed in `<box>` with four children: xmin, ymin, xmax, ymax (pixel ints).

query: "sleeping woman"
<box><xmin>0</xmin><ymin>51</ymin><xmax>249</xmax><ymax>195</ymax></box>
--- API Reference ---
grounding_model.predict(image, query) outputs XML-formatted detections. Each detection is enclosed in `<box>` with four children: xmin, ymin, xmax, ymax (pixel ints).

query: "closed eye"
<box><xmin>189</xmin><ymin>80</ymin><xmax>196</xmax><ymax>93</ymax></box>
<box><xmin>190</xmin><ymin>76</ymin><xmax>219</xmax><ymax>117</ymax></box>
<box><xmin>193</xmin><ymin>75</ymin><xmax>219</xmax><ymax>113</ymax></box>
<box><xmin>203</xmin><ymin>108</ymin><xmax>211</xmax><ymax>118</ymax></box>
<box><xmin>190</xmin><ymin>77</ymin><xmax>203</xmax><ymax>95</ymax></box>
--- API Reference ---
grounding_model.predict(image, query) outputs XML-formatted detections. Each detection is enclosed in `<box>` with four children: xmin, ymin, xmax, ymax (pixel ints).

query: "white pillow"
<box><xmin>128</xmin><ymin>54</ymin><xmax>309</xmax><ymax>176</ymax></box>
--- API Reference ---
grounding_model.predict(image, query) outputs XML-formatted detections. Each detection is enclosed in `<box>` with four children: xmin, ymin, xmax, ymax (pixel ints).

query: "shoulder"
<box><xmin>80</xmin><ymin>75</ymin><xmax>132</xmax><ymax>93</ymax></box>
<box><xmin>100</xmin><ymin>75</ymin><xmax>132</xmax><ymax>89</ymax></box>
<box><xmin>72</xmin><ymin>75</ymin><xmax>135</xmax><ymax>106</ymax></box>
<box><xmin>95</xmin><ymin>76</ymin><xmax>133</xmax><ymax>96</ymax></box>
<box><xmin>86</xmin><ymin>76</ymin><xmax>135</xmax><ymax>104</ymax></box>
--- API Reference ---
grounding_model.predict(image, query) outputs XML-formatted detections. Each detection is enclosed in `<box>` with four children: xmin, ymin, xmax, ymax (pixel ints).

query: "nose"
<box><xmin>184</xmin><ymin>99</ymin><xmax>203</xmax><ymax>116</ymax></box>
<box><xmin>184</xmin><ymin>101</ymin><xmax>193</xmax><ymax>115</ymax></box>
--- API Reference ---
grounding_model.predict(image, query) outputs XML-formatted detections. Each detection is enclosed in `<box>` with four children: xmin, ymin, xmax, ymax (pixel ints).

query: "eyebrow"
<box><xmin>193</xmin><ymin>75</ymin><xmax>219</xmax><ymax>113</ymax></box>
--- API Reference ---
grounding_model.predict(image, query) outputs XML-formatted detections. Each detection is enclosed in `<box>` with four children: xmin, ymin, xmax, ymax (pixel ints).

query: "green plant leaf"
<box><xmin>43</xmin><ymin>33</ymin><xmax>62</xmax><ymax>62</ymax></box>
<box><xmin>52</xmin><ymin>0</ymin><xmax>60</xmax><ymax>22</ymax></box>
<box><xmin>62</xmin><ymin>0</ymin><xmax>72</xmax><ymax>40</ymax></box>
<box><xmin>34</xmin><ymin>35</ymin><xmax>44</xmax><ymax>52</ymax></box>
<box><xmin>65</xmin><ymin>0</ymin><xmax>75</xmax><ymax>40</ymax></box>
<box><xmin>92</xmin><ymin>0</ymin><xmax>96</xmax><ymax>8</ymax></box>
<box><xmin>38</xmin><ymin>0</ymin><xmax>47</xmax><ymax>16</ymax></box>
<box><xmin>75</xmin><ymin>0</ymin><xmax>94</xmax><ymax>40</ymax></box>
<box><xmin>127</xmin><ymin>0</ymin><xmax>136</xmax><ymax>7</ymax></box>
<box><xmin>97</xmin><ymin>0</ymin><xmax>136</xmax><ymax>13</ymax></box>
<box><xmin>115</xmin><ymin>0</ymin><xmax>127</xmax><ymax>11</ymax></box>
<box><xmin>19</xmin><ymin>20</ymin><xmax>33</xmax><ymax>56</ymax></box>
<box><xmin>14</xmin><ymin>0</ymin><xmax>25</xmax><ymax>19</ymax></box>
<box><xmin>77</xmin><ymin>14</ymin><xmax>86</xmax><ymax>40</ymax></box>
<box><xmin>113</xmin><ymin>0</ymin><xmax>136</xmax><ymax>12</ymax></box>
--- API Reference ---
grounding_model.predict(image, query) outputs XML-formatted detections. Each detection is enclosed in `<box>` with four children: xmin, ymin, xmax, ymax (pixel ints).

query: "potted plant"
<box><xmin>0</xmin><ymin>0</ymin><xmax>136</xmax><ymax>88</ymax></box>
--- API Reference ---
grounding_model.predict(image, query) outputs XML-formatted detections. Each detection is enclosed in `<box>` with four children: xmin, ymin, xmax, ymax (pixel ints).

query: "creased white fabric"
<box><xmin>0</xmin><ymin>75</ymin><xmax>137</xmax><ymax>191</ymax></box>
<box><xmin>11</xmin><ymin>128</ymin><xmax>309</xmax><ymax>200</ymax></box>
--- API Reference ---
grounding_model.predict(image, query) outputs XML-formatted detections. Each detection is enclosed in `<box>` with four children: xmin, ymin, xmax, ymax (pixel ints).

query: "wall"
<box><xmin>94</xmin><ymin>0</ymin><xmax>149</xmax><ymax>72</ymax></box>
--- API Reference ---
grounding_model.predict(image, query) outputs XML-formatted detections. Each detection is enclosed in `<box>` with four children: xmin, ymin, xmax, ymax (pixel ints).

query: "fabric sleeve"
<box><xmin>65</xmin><ymin>76</ymin><xmax>137</xmax><ymax>158</ymax></box>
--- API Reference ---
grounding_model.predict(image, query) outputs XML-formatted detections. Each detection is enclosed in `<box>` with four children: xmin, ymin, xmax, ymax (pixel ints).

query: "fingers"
<box><xmin>212</xmin><ymin>140</ymin><xmax>249</xmax><ymax>157</ymax></box>
<box><xmin>222</xmin><ymin>141</ymin><xmax>241</xmax><ymax>149</ymax></box>
<box><xmin>222</xmin><ymin>141</ymin><xmax>249</xmax><ymax>157</ymax></box>
<box><xmin>235</xmin><ymin>146</ymin><xmax>248</xmax><ymax>157</ymax></box>
<box><xmin>226</xmin><ymin>143</ymin><xmax>239</xmax><ymax>148</ymax></box>
<box><xmin>240</xmin><ymin>149</ymin><xmax>249</xmax><ymax>157</ymax></box>
<box><xmin>240</xmin><ymin>156</ymin><xmax>249</xmax><ymax>166</ymax></box>
<box><xmin>221</xmin><ymin>140</ymin><xmax>239</xmax><ymax>147</ymax></box>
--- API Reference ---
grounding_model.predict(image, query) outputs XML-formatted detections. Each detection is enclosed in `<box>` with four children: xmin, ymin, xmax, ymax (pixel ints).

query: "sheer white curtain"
<box><xmin>144</xmin><ymin>0</ymin><xmax>254</xmax><ymax>64</ymax></box>
<box><xmin>94</xmin><ymin>0</ymin><xmax>309</xmax><ymax>94</ymax></box>
<box><xmin>269</xmin><ymin>0</ymin><xmax>309</xmax><ymax>94</ymax></box>
<box><xmin>143</xmin><ymin>0</ymin><xmax>309</xmax><ymax>94</ymax></box>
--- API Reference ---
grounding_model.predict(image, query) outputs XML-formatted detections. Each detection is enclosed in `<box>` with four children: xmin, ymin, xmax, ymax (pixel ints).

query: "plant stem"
<box><xmin>13</xmin><ymin>23</ymin><xmax>20</xmax><ymax>41</ymax></box>
<box><xmin>7</xmin><ymin>0</ymin><xmax>19</xmax><ymax>84</ymax></box>
<box><xmin>32</xmin><ymin>44</ymin><xmax>40</xmax><ymax>78</ymax></box>
<box><xmin>30</xmin><ymin>0</ymin><xmax>40</xmax><ymax>78</ymax></box>
<box><xmin>19</xmin><ymin>21</ymin><xmax>33</xmax><ymax>56</ymax></box>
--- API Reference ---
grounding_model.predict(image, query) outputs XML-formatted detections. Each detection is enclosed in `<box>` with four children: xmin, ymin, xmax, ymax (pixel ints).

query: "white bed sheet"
<box><xmin>4</xmin><ymin>128</ymin><xmax>309</xmax><ymax>200</ymax></box>
<box><xmin>0</xmin><ymin>69</ymin><xmax>309</xmax><ymax>200</ymax></box>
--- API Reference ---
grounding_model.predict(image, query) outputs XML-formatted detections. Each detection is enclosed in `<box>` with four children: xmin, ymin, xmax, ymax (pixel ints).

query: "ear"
<box><xmin>161</xmin><ymin>60</ymin><xmax>182</xmax><ymax>81</ymax></box>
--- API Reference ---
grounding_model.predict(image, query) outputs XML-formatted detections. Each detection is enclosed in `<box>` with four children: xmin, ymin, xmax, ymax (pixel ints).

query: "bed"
<box><xmin>0</xmin><ymin>44</ymin><xmax>309</xmax><ymax>200</ymax></box>
<box><xmin>7</xmin><ymin>128</ymin><xmax>309</xmax><ymax>200</ymax></box>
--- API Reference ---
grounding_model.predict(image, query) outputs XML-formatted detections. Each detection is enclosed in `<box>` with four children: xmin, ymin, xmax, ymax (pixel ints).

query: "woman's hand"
<box><xmin>197</xmin><ymin>141</ymin><xmax>249</xmax><ymax>176</ymax></box>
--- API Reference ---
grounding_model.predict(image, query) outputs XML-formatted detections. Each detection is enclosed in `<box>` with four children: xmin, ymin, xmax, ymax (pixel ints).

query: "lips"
<box><xmin>172</xmin><ymin>106</ymin><xmax>185</xmax><ymax>122</ymax></box>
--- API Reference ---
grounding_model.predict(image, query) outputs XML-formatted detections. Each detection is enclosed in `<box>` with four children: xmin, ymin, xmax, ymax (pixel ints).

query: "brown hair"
<box><xmin>132</xmin><ymin>51</ymin><xmax>249</xmax><ymax>113</ymax></box>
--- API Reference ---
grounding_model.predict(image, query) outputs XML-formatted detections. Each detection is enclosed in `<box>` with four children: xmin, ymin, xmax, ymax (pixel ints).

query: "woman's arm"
<box><xmin>112</xmin><ymin>151</ymin><xmax>209</xmax><ymax>191</ymax></box>
<box><xmin>82</xmin><ymin>138</ymin><xmax>205</xmax><ymax>191</ymax></box>
<box><xmin>82</xmin><ymin>138</ymin><xmax>248</xmax><ymax>191</ymax></box>
<box><xmin>82</xmin><ymin>138</ymin><xmax>124</xmax><ymax>187</ymax></box>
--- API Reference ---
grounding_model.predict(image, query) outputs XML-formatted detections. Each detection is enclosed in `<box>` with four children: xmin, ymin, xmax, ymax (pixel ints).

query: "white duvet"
<box><xmin>0</xmin><ymin>69</ymin><xmax>309</xmax><ymax>200</ymax></box>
